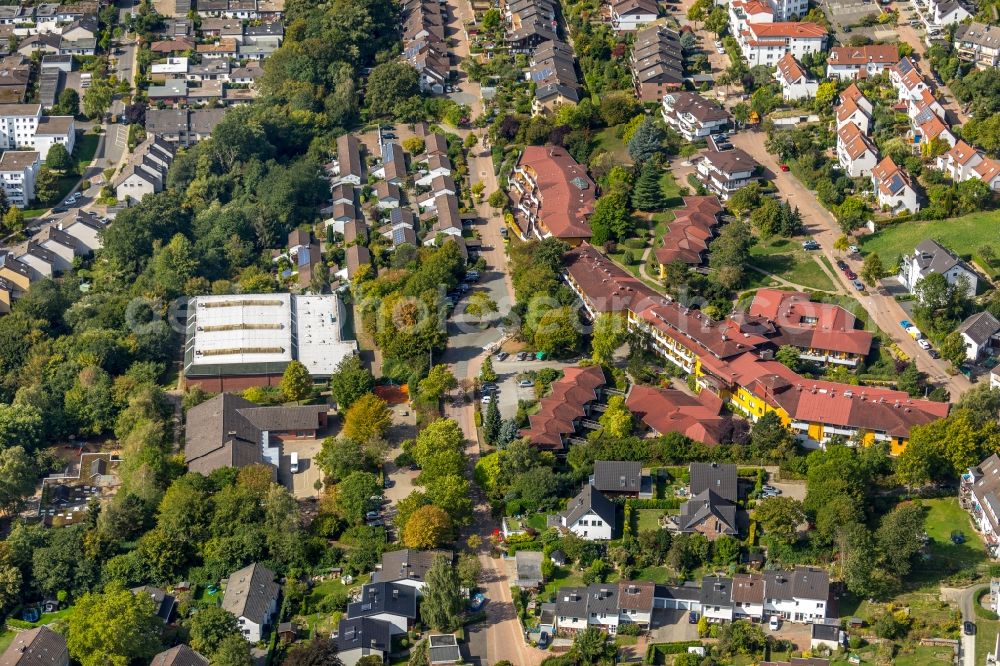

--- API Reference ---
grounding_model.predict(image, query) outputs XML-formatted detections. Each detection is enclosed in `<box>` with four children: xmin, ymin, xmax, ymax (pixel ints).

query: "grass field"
<box><xmin>596</xmin><ymin>126</ymin><xmax>632</xmax><ymax>165</ymax></box>
<box><xmin>634</xmin><ymin>566</ymin><xmax>672</xmax><ymax>584</ymax></box>
<box><xmin>978</xmin><ymin>617</ymin><xmax>1000</xmax><ymax>666</ymax></box>
<box><xmin>892</xmin><ymin>644</ymin><xmax>955</xmax><ymax>665</ymax></box>
<box><xmin>542</xmin><ymin>566</ymin><xmax>585</xmax><ymax>598</ymax></box>
<box><xmin>636</xmin><ymin>508</ymin><xmax>666</xmax><ymax>532</ymax></box>
<box><xmin>921</xmin><ymin>497</ymin><xmax>986</xmax><ymax>571</ymax></box>
<box><xmin>860</xmin><ymin>211</ymin><xmax>1000</xmax><ymax>279</ymax></box>
<box><xmin>748</xmin><ymin>237</ymin><xmax>837</xmax><ymax>292</ymax></box>
<box><xmin>0</xmin><ymin>631</ymin><xmax>14</xmax><ymax>654</ymax></box>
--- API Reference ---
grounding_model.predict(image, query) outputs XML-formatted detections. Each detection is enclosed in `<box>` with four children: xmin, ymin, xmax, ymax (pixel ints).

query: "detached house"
<box><xmin>222</xmin><ymin>563</ymin><xmax>280</xmax><ymax>642</ymax></box>
<box><xmin>957</xmin><ymin>311</ymin><xmax>1000</xmax><ymax>361</ymax></box>
<box><xmin>871</xmin><ymin>157</ymin><xmax>919</xmax><ymax>215</ymax></box>
<box><xmin>336</xmin><ymin>617</ymin><xmax>392</xmax><ymax>666</ymax></box>
<box><xmin>774</xmin><ymin>53</ymin><xmax>817</xmax><ymax>101</ymax></box>
<box><xmin>373</xmin><ymin>549</ymin><xmax>452</xmax><ymax>593</ymax></box>
<box><xmin>763</xmin><ymin>567</ymin><xmax>829</xmax><ymax>622</ymax></box>
<box><xmin>552</xmin><ymin>484</ymin><xmax>616</xmax><ymax>540</ymax></box>
<box><xmin>0</xmin><ymin>626</ymin><xmax>68</xmax><ymax>666</ymax></box>
<box><xmin>674</xmin><ymin>462</ymin><xmax>740</xmax><ymax>539</ymax></box>
<box><xmin>835</xmin><ymin>92</ymin><xmax>872</xmax><ymax>134</ymax></box>
<box><xmin>609</xmin><ymin>0</ymin><xmax>658</xmax><ymax>31</ymax></box>
<box><xmin>696</xmin><ymin>148</ymin><xmax>761</xmax><ymax>200</ymax></box>
<box><xmin>737</xmin><ymin>22</ymin><xmax>826</xmax><ymax>67</ymax></box>
<box><xmin>590</xmin><ymin>460</ymin><xmax>649</xmax><ymax>498</ymax></box>
<box><xmin>899</xmin><ymin>239</ymin><xmax>978</xmax><ymax>299</ymax></box>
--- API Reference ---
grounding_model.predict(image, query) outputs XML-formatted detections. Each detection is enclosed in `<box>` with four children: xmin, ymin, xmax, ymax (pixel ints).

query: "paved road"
<box><xmin>958</xmin><ymin>584</ymin><xmax>983</xmax><ymax>666</ymax></box>
<box><xmin>727</xmin><ymin>130</ymin><xmax>972</xmax><ymax>399</ymax></box>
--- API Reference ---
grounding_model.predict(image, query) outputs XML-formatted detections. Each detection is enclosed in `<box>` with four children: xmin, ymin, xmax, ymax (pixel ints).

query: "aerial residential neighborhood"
<box><xmin>0</xmin><ymin>0</ymin><xmax>998</xmax><ymax>663</ymax></box>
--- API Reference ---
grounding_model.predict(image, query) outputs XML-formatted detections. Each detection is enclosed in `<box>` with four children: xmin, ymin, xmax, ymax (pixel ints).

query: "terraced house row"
<box><xmin>562</xmin><ymin>243</ymin><xmax>949</xmax><ymax>452</ymax></box>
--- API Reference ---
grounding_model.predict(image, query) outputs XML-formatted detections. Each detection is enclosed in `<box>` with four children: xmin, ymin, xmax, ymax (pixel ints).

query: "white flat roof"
<box><xmin>191</xmin><ymin>293</ymin><xmax>293</xmax><ymax>366</ymax></box>
<box><xmin>295</xmin><ymin>294</ymin><xmax>358</xmax><ymax>376</ymax></box>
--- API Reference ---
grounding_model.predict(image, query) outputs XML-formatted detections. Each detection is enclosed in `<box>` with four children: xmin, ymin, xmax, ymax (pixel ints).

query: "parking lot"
<box><xmin>649</xmin><ymin>609</ymin><xmax>700</xmax><ymax>643</ymax></box>
<box><xmin>483</xmin><ymin>356</ymin><xmax>580</xmax><ymax>420</ymax></box>
<box><xmin>279</xmin><ymin>438</ymin><xmax>325</xmax><ymax>499</ymax></box>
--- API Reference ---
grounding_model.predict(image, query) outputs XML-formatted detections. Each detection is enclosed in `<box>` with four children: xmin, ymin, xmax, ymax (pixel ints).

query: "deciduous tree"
<box><xmin>402</xmin><ymin>504</ymin><xmax>452</xmax><ymax>548</ymax></box>
<box><xmin>421</xmin><ymin>554</ymin><xmax>463</xmax><ymax>631</ymax></box>
<box><xmin>67</xmin><ymin>584</ymin><xmax>162</xmax><ymax>666</ymax></box>
<box><xmin>861</xmin><ymin>252</ymin><xmax>887</xmax><ymax>287</ymax></box>
<box><xmin>755</xmin><ymin>497</ymin><xmax>805</xmax><ymax>545</ymax></box>
<box><xmin>46</xmin><ymin>143</ymin><xmax>72</xmax><ymax>172</ymax></box>
<box><xmin>280</xmin><ymin>360</ymin><xmax>313</xmax><ymax>403</ymax></box>
<box><xmin>333</xmin><ymin>471</ymin><xmax>381</xmax><ymax>524</ymax></box>
<box><xmin>328</xmin><ymin>355</ymin><xmax>374</xmax><ymax>410</ymax></box>
<box><xmin>343</xmin><ymin>393</ymin><xmax>392</xmax><ymax>443</ymax></box>
<box><xmin>599</xmin><ymin>395</ymin><xmax>632</xmax><ymax>438</ymax></box>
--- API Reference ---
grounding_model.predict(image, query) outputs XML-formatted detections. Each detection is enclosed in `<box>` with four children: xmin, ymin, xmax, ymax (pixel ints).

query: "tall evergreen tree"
<box><xmin>627</xmin><ymin>116</ymin><xmax>665</xmax><ymax>164</ymax></box>
<box><xmin>421</xmin><ymin>554</ymin><xmax>463</xmax><ymax>631</ymax></box>
<box><xmin>632</xmin><ymin>161</ymin><xmax>666</xmax><ymax>211</ymax></box>
<box><xmin>480</xmin><ymin>356</ymin><xmax>497</xmax><ymax>383</ymax></box>
<box><xmin>483</xmin><ymin>398</ymin><xmax>500</xmax><ymax>444</ymax></box>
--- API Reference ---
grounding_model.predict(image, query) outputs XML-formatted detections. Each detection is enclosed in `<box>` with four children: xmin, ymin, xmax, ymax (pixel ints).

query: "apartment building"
<box><xmin>660</xmin><ymin>91</ymin><xmax>730</xmax><ymax>141</ymax></box>
<box><xmin>0</xmin><ymin>150</ymin><xmax>39</xmax><ymax>205</ymax></box>
<box><xmin>826</xmin><ymin>44</ymin><xmax>898</xmax><ymax>79</ymax></box>
<box><xmin>836</xmin><ymin>121</ymin><xmax>878</xmax><ymax>178</ymax></box>
<box><xmin>561</xmin><ymin>243</ymin><xmax>949</xmax><ymax>452</ymax></box>
<box><xmin>630</xmin><ymin>25</ymin><xmax>684</xmax><ymax>103</ymax></box>
<box><xmin>899</xmin><ymin>239</ymin><xmax>978</xmax><ymax>299</ymax></box>
<box><xmin>113</xmin><ymin>136</ymin><xmax>175</xmax><ymax>202</ymax></box>
<box><xmin>964</xmin><ymin>454</ymin><xmax>1000</xmax><ymax>558</ymax></box>
<box><xmin>508</xmin><ymin>145</ymin><xmax>596</xmax><ymax>244</ymax></box>
<box><xmin>913</xmin><ymin>0</ymin><xmax>970</xmax><ymax>33</ymax></box>
<box><xmin>737</xmin><ymin>22</ymin><xmax>826</xmax><ymax>67</ymax></box>
<box><xmin>835</xmin><ymin>92</ymin><xmax>872</xmax><ymax>134</ymax></box>
<box><xmin>955</xmin><ymin>22</ymin><xmax>1000</xmax><ymax>69</ymax></box>
<box><xmin>0</xmin><ymin>103</ymin><xmax>75</xmax><ymax>156</ymax></box>
<box><xmin>696</xmin><ymin>148</ymin><xmax>761</xmax><ymax>200</ymax></box>
<box><xmin>145</xmin><ymin>108</ymin><xmax>226</xmax><ymax>147</ymax></box>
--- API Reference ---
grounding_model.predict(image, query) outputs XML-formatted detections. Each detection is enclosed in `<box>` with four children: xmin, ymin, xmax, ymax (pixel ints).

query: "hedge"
<box><xmin>645</xmin><ymin>641</ymin><xmax>704</xmax><ymax>664</ymax></box>
<box><xmin>620</xmin><ymin>498</ymin><xmax>681</xmax><ymax>510</ymax></box>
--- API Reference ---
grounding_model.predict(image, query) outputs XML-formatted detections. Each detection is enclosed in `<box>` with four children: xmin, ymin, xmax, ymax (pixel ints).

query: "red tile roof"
<box><xmin>828</xmin><ymin>44</ymin><xmax>898</xmax><ymax>66</ymax></box>
<box><xmin>520</xmin><ymin>366</ymin><xmax>606</xmax><ymax>450</ymax></box>
<box><xmin>746</xmin><ymin>22</ymin><xmax>827</xmax><ymax>40</ymax></box>
<box><xmin>653</xmin><ymin>195</ymin><xmax>723</xmax><ymax>266</ymax></box>
<box><xmin>517</xmin><ymin>146</ymin><xmax>596</xmax><ymax>240</ymax></box>
<box><xmin>748</xmin><ymin>288</ymin><xmax>873</xmax><ymax>356</ymax></box>
<box><xmin>775</xmin><ymin>53</ymin><xmax>809</xmax><ymax>85</ymax></box>
<box><xmin>837</xmin><ymin>122</ymin><xmax>876</xmax><ymax>161</ymax></box>
<box><xmin>625</xmin><ymin>384</ymin><xmax>730</xmax><ymax>446</ymax></box>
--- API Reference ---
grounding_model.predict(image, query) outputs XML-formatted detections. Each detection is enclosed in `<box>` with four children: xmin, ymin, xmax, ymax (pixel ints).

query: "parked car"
<box><xmin>518</xmin><ymin>379</ymin><xmax>534</xmax><ymax>388</ymax></box>
<box><xmin>802</xmin><ymin>240</ymin><xmax>820</xmax><ymax>250</ymax></box>
<box><xmin>538</xmin><ymin>632</ymin><xmax>550</xmax><ymax>648</ymax></box>
<box><xmin>481</xmin><ymin>395</ymin><xmax>492</xmax><ymax>404</ymax></box>
<box><xmin>465</xmin><ymin>271</ymin><xmax>480</xmax><ymax>282</ymax></box>
<box><xmin>900</xmin><ymin>319</ymin><xmax>912</xmax><ymax>329</ymax></box>
<box><xmin>929</xmin><ymin>349</ymin><xmax>940</xmax><ymax>359</ymax></box>
<box><xmin>762</xmin><ymin>485</ymin><xmax>780</xmax><ymax>493</ymax></box>
<box><xmin>779</xmin><ymin>164</ymin><xmax>790</xmax><ymax>172</ymax></box>
<box><xmin>917</xmin><ymin>338</ymin><xmax>932</xmax><ymax>350</ymax></box>
<box><xmin>481</xmin><ymin>382</ymin><xmax>498</xmax><ymax>392</ymax></box>
<box><xmin>516</xmin><ymin>351</ymin><xmax>529</xmax><ymax>361</ymax></box>
<box><xmin>689</xmin><ymin>611</ymin><xmax>700</xmax><ymax>624</ymax></box>
<box><xmin>848</xmin><ymin>245</ymin><xmax>860</xmax><ymax>254</ymax></box>
<box><xmin>714</xmin><ymin>40</ymin><xmax>722</xmax><ymax>48</ymax></box>
<box><xmin>365</xmin><ymin>510</ymin><xmax>380</xmax><ymax>521</ymax></box>
<box><xmin>836</xmin><ymin>260</ymin><xmax>848</xmax><ymax>270</ymax></box>
<box><xmin>290</xmin><ymin>452</ymin><xmax>299</xmax><ymax>474</ymax></box>
<box><xmin>964</xmin><ymin>621</ymin><xmax>976</xmax><ymax>636</ymax></box>
<box><xmin>852</xmin><ymin>279</ymin><xmax>865</xmax><ymax>291</ymax></box>
<box><xmin>495</xmin><ymin>351</ymin><xmax>509</xmax><ymax>361</ymax></box>
<box><xmin>717</xmin><ymin>47</ymin><xmax>726</xmax><ymax>53</ymax></box>
<box><xmin>844</xmin><ymin>269</ymin><xmax>857</xmax><ymax>280</ymax></box>
<box><xmin>769</xmin><ymin>616</ymin><xmax>781</xmax><ymax>631</ymax></box>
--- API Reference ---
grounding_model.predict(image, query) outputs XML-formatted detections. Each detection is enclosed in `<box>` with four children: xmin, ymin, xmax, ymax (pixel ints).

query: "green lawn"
<box><xmin>860</xmin><ymin>211</ymin><xmax>1000</xmax><ymax>279</ymax></box>
<box><xmin>74</xmin><ymin>132</ymin><xmax>100</xmax><ymax>172</ymax></box>
<box><xmin>634</xmin><ymin>566</ymin><xmax>671</xmax><ymax>584</ymax></box>
<box><xmin>636</xmin><ymin>508</ymin><xmax>666</xmax><ymax>532</ymax></box>
<box><xmin>747</xmin><ymin>237</ymin><xmax>837</xmax><ymax>292</ymax></box>
<box><xmin>921</xmin><ymin>497</ymin><xmax>986</xmax><ymax>570</ymax></box>
<box><xmin>541</xmin><ymin>566</ymin><xmax>584</xmax><ymax>598</ymax></box>
<box><xmin>0</xmin><ymin>631</ymin><xmax>14</xmax><ymax>654</ymax></box>
<box><xmin>596</xmin><ymin>126</ymin><xmax>632</xmax><ymax>165</ymax></box>
<box><xmin>659</xmin><ymin>170</ymin><xmax>684</xmax><ymax>207</ymax></box>
<box><xmin>893</xmin><ymin>644</ymin><xmax>956</xmax><ymax>665</ymax></box>
<box><xmin>978</xmin><ymin>618</ymin><xmax>1000</xmax><ymax>666</ymax></box>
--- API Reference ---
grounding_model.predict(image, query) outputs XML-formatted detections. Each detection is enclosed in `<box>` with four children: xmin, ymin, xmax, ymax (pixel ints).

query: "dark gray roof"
<box><xmin>585</xmin><ymin>584</ymin><xmax>619</xmax><ymax>615</ymax></box>
<box><xmin>237</xmin><ymin>405</ymin><xmax>325</xmax><ymax>432</ymax></box>
<box><xmin>791</xmin><ymin>566</ymin><xmax>829</xmax><ymax>602</ymax></box>
<box><xmin>592</xmin><ymin>460</ymin><xmax>642</xmax><ymax>493</ymax></box>
<box><xmin>958</xmin><ymin>311</ymin><xmax>1000</xmax><ymax>345</ymax></box>
<box><xmin>336</xmin><ymin>617</ymin><xmax>392</xmax><ymax>654</ymax></box>
<box><xmin>677</xmin><ymin>489</ymin><xmax>738</xmax><ymax>535</ymax></box>
<box><xmin>555</xmin><ymin>586</ymin><xmax>588</xmax><ymax>618</ymax></box>
<box><xmin>0</xmin><ymin>626</ymin><xmax>67</xmax><ymax>666</ymax></box>
<box><xmin>955</xmin><ymin>22</ymin><xmax>1000</xmax><ymax>49</ymax></box>
<box><xmin>347</xmin><ymin>582</ymin><xmax>417</xmax><ymax>621</ymax></box>
<box><xmin>655</xmin><ymin>583</ymin><xmax>701</xmax><ymax>601</ymax></box>
<box><xmin>515</xmin><ymin>550</ymin><xmax>544</xmax><ymax>585</ymax></box>
<box><xmin>221</xmin><ymin>563</ymin><xmax>279</xmax><ymax>625</ymax></box>
<box><xmin>699</xmin><ymin>576</ymin><xmax>733</xmax><ymax>607</ymax></box>
<box><xmin>131</xmin><ymin>585</ymin><xmax>176</xmax><ymax>621</ymax></box>
<box><xmin>373</xmin><ymin>549</ymin><xmax>452</xmax><ymax>584</ymax></box>
<box><xmin>913</xmin><ymin>239</ymin><xmax>964</xmax><ymax>276</ymax></box>
<box><xmin>184</xmin><ymin>393</ymin><xmax>263</xmax><ymax>473</ymax></box>
<box><xmin>150</xmin><ymin>645</ymin><xmax>209</xmax><ymax>666</ymax></box>
<box><xmin>763</xmin><ymin>570</ymin><xmax>795</xmax><ymax>602</ymax></box>
<box><xmin>428</xmin><ymin>635</ymin><xmax>461</xmax><ymax>664</ymax></box>
<box><xmin>811</xmin><ymin>623</ymin><xmax>840</xmax><ymax>641</ymax></box>
<box><xmin>689</xmin><ymin>463</ymin><xmax>737</xmax><ymax>502</ymax></box>
<box><xmin>561</xmin><ymin>484</ymin><xmax>617</xmax><ymax>528</ymax></box>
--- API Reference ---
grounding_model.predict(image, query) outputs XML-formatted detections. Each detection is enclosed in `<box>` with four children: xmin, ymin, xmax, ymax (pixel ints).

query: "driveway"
<box><xmin>649</xmin><ymin>609</ymin><xmax>699</xmax><ymax>643</ymax></box>
<box><xmin>279</xmin><ymin>437</ymin><xmax>324</xmax><ymax>499</ymax></box>
<box><xmin>957</xmin><ymin>584</ymin><xmax>983</xmax><ymax>666</ymax></box>
<box><xmin>488</xmin><ymin>358</ymin><xmax>581</xmax><ymax>420</ymax></box>
<box><xmin>769</xmin><ymin>480</ymin><xmax>807</xmax><ymax>502</ymax></box>
<box><xmin>727</xmin><ymin>130</ymin><xmax>972</xmax><ymax>399</ymax></box>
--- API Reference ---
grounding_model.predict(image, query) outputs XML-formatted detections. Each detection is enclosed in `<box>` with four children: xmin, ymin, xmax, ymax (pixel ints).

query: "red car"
<box><xmin>845</xmin><ymin>269</ymin><xmax>857</xmax><ymax>280</ymax></box>
<box><xmin>779</xmin><ymin>164</ymin><xmax>790</xmax><ymax>172</ymax></box>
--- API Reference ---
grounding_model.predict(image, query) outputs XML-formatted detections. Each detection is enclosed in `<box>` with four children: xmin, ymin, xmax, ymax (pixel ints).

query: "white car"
<box><xmin>848</xmin><ymin>245</ymin><xmax>860</xmax><ymax>254</ymax></box>
<box><xmin>481</xmin><ymin>395</ymin><xmax>492</xmax><ymax>404</ymax></box>
<box><xmin>717</xmin><ymin>47</ymin><xmax>726</xmax><ymax>54</ymax></box>
<box><xmin>917</xmin><ymin>338</ymin><xmax>932</xmax><ymax>350</ymax></box>
<box><xmin>769</xmin><ymin>616</ymin><xmax>781</xmax><ymax>631</ymax></box>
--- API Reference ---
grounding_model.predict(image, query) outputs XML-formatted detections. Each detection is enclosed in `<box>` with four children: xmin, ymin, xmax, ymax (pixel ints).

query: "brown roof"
<box><xmin>731</xmin><ymin>573</ymin><xmax>765</xmax><ymax>604</ymax></box>
<box><xmin>343</xmin><ymin>219</ymin><xmax>368</xmax><ymax>244</ymax></box>
<box><xmin>517</xmin><ymin>145</ymin><xmax>596</xmax><ymax>239</ymax></box>
<box><xmin>0</xmin><ymin>151</ymin><xmax>38</xmax><ymax>171</ymax></box>
<box><xmin>654</xmin><ymin>195</ymin><xmax>722</xmax><ymax>266</ymax></box>
<box><xmin>337</xmin><ymin>134</ymin><xmax>363</xmax><ymax>179</ymax></box>
<box><xmin>663</xmin><ymin>91</ymin><xmax>730</xmax><ymax>124</ymax></box>
<box><xmin>700</xmin><ymin>147</ymin><xmax>759</xmax><ymax>176</ymax></box>
<box><xmin>828</xmin><ymin>44</ymin><xmax>898</xmax><ymax>66</ymax></box>
<box><xmin>564</xmin><ymin>242</ymin><xmax>667</xmax><ymax>315</ymax></box>
<box><xmin>150</xmin><ymin>646</ymin><xmax>208</xmax><ymax>666</ymax></box>
<box><xmin>617</xmin><ymin>581</ymin><xmax>655</xmax><ymax>611</ymax></box>
<box><xmin>521</xmin><ymin>366</ymin><xmax>605</xmax><ymax>450</ymax></box>
<box><xmin>0</xmin><ymin>627</ymin><xmax>67</xmax><ymax>666</ymax></box>
<box><xmin>837</xmin><ymin>122</ymin><xmax>876</xmax><ymax>161</ymax></box>
<box><xmin>344</xmin><ymin>244</ymin><xmax>373</xmax><ymax>278</ymax></box>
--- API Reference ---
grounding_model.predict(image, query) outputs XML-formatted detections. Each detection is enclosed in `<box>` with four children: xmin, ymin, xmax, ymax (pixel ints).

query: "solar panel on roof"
<box><xmin>889</xmin><ymin>174</ymin><xmax>904</xmax><ymax>193</ymax></box>
<box><xmin>392</xmin><ymin>227</ymin><xmax>406</xmax><ymax>245</ymax></box>
<box><xmin>571</xmin><ymin>176</ymin><xmax>589</xmax><ymax>190</ymax></box>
